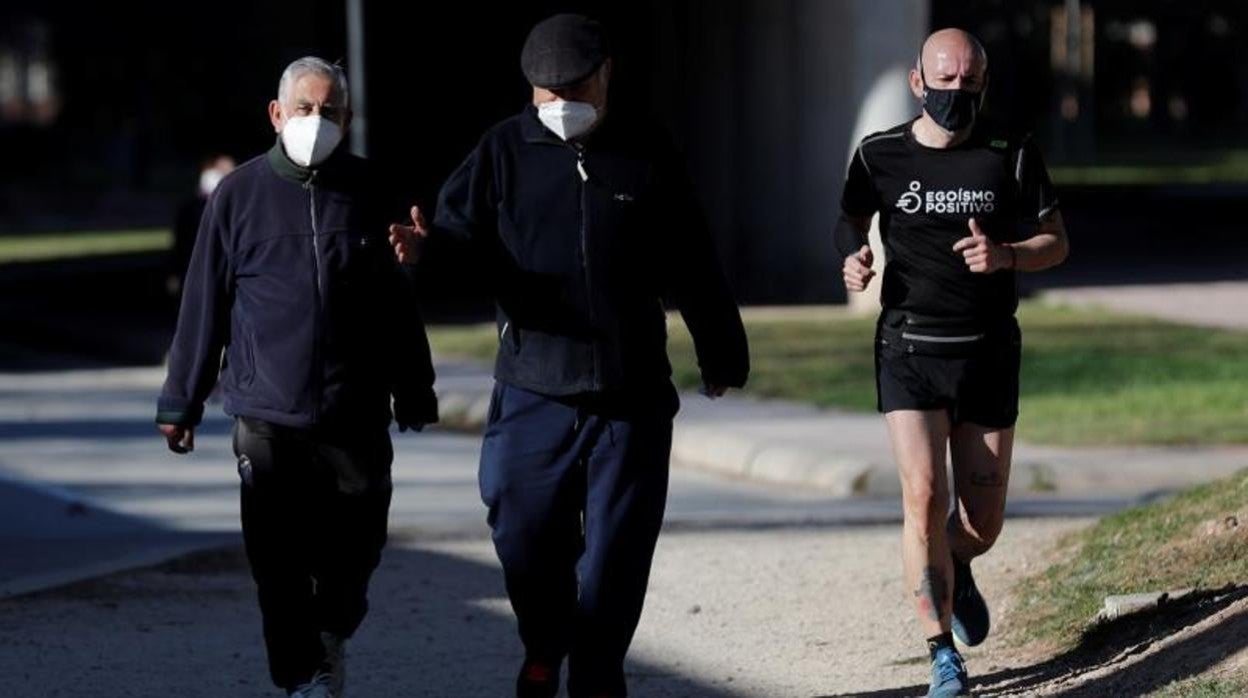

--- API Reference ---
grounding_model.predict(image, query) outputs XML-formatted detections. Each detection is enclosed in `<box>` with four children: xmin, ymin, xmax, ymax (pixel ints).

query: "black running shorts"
<box><xmin>874</xmin><ymin>311</ymin><xmax>1021</xmax><ymax>429</ymax></box>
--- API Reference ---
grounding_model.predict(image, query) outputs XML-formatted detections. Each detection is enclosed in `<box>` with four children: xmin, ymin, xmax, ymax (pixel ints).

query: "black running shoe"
<box><xmin>951</xmin><ymin>556</ymin><xmax>991</xmax><ymax>646</ymax></box>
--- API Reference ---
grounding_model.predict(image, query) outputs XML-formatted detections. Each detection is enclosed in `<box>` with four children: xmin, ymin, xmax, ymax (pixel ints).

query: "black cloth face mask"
<box><xmin>920</xmin><ymin>62</ymin><xmax>984</xmax><ymax>132</ymax></box>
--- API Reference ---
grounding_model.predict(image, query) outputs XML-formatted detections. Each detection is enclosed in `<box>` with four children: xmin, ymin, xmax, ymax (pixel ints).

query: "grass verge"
<box><xmin>1008</xmin><ymin>469</ymin><xmax>1248</xmax><ymax>649</ymax></box>
<box><xmin>0</xmin><ymin>229</ymin><xmax>171</xmax><ymax>265</ymax></box>
<box><xmin>426</xmin><ymin>301</ymin><xmax>1248</xmax><ymax>446</ymax></box>
<box><xmin>1153</xmin><ymin>675</ymin><xmax>1248</xmax><ymax>698</ymax></box>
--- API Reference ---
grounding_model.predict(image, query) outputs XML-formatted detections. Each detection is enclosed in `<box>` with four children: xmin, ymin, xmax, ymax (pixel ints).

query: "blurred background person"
<box><xmin>167</xmin><ymin>153</ymin><xmax>235</xmax><ymax>299</ymax></box>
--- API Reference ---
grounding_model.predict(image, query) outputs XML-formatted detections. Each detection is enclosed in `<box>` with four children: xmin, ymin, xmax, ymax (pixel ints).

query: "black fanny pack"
<box><xmin>877</xmin><ymin>309</ymin><xmax>1016</xmax><ymax>357</ymax></box>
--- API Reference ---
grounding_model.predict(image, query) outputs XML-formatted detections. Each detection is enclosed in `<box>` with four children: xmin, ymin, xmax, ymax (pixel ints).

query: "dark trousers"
<box><xmin>233</xmin><ymin>416</ymin><xmax>393</xmax><ymax>691</ymax></box>
<box><xmin>479</xmin><ymin>382</ymin><xmax>675</xmax><ymax>697</ymax></box>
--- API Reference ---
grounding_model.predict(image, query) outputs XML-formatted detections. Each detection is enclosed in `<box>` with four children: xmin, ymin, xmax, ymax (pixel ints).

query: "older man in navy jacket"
<box><xmin>157</xmin><ymin>56</ymin><xmax>437</xmax><ymax>698</ymax></box>
<box><xmin>392</xmin><ymin>15</ymin><xmax>748</xmax><ymax>698</ymax></box>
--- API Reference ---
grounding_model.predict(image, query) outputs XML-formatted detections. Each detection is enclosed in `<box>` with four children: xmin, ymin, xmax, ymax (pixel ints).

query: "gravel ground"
<box><xmin>0</xmin><ymin>518</ymin><xmax>1095</xmax><ymax>697</ymax></box>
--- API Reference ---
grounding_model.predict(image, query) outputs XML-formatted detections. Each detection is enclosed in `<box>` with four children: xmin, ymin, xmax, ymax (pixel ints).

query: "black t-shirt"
<box><xmin>840</xmin><ymin>119</ymin><xmax>1059</xmax><ymax>320</ymax></box>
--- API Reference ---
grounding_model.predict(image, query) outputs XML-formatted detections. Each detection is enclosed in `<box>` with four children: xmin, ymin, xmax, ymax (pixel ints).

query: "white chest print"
<box><xmin>896</xmin><ymin>180</ymin><xmax>996</xmax><ymax>215</ymax></box>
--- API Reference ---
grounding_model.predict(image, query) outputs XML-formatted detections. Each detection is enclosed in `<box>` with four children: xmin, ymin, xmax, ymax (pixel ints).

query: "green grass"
<box><xmin>1050</xmin><ymin>151</ymin><xmax>1248</xmax><ymax>186</ymax></box>
<box><xmin>0</xmin><ymin>229</ymin><xmax>172</xmax><ymax>264</ymax></box>
<box><xmin>1011</xmin><ymin>304</ymin><xmax>1248</xmax><ymax>445</ymax></box>
<box><xmin>1009</xmin><ymin>469</ymin><xmax>1248</xmax><ymax>649</ymax></box>
<box><xmin>427</xmin><ymin>301</ymin><xmax>1248</xmax><ymax>446</ymax></box>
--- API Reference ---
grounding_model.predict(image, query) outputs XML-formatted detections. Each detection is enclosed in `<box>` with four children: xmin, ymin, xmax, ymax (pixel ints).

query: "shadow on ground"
<box><xmin>0</xmin><ymin>541</ymin><xmax>745</xmax><ymax>697</ymax></box>
<box><xmin>821</xmin><ymin>586</ymin><xmax>1248</xmax><ymax>697</ymax></box>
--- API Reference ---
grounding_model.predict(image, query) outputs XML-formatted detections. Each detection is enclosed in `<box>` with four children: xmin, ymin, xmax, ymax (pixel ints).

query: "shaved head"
<box><xmin>908</xmin><ymin>28</ymin><xmax>989</xmax><ymax>139</ymax></box>
<box><xmin>917</xmin><ymin>28</ymin><xmax>988</xmax><ymax>84</ymax></box>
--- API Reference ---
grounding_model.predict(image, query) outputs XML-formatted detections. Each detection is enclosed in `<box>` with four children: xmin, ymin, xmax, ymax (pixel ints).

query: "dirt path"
<box><xmin>0</xmin><ymin>518</ymin><xmax>1141</xmax><ymax>697</ymax></box>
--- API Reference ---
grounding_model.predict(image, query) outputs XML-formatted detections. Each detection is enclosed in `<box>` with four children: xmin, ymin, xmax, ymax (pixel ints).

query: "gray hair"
<box><xmin>277</xmin><ymin>56</ymin><xmax>350</xmax><ymax>107</ymax></box>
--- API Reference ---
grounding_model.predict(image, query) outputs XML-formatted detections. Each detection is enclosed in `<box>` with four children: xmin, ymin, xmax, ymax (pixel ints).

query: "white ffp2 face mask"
<box><xmin>280</xmin><ymin>114</ymin><xmax>343</xmax><ymax>167</ymax></box>
<box><xmin>537</xmin><ymin>100</ymin><xmax>599</xmax><ymax>141</ymax></box>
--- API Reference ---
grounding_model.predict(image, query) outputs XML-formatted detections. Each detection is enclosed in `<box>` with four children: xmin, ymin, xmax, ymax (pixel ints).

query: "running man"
<box><xmin>837</xmin><ymin>28</ymin><xmax>1069</xmax><ymax>697</ymax></box>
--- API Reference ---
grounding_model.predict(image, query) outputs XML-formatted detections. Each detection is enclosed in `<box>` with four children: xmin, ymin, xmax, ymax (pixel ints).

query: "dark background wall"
<box><xmin>2</xmin><ymin>0</ymin><xmax>1247</xmax><ymax>326</ymax></box>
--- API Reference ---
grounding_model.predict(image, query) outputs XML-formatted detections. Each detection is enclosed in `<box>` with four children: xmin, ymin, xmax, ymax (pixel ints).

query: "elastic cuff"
<box><xmin>155</xmin><ymin>405</ymin><xmax>202</xmax><ymax>426</ymax></box>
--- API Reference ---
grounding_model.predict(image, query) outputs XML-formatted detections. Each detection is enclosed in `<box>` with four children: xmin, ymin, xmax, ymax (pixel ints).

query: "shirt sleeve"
<box><xmin>1016</xmin><ymin>139</ymin><xmax>1060</xmax><ymax>222</ymax></box>
<box><xmin>840</xmin><ymin>144</ymin><xmax>880</xmax><ymax>217</ymax></box>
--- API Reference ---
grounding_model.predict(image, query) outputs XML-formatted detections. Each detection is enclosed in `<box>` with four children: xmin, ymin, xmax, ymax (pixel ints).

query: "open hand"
<box><xmin>388</xmin><ymin>205</ymin><xmax>430</xmax><ymax>265</ymax></box>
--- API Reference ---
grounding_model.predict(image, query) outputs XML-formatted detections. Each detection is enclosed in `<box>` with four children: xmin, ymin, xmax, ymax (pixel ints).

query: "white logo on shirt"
<box><xmin>896</xmin><ymin>181</ymin><xmax>922</xmax><ymax>213</ymax></box>
<box><xmin>896</xmin><ymin>180</ymin><xmax>996</xmax><ymax>215</ymax></box>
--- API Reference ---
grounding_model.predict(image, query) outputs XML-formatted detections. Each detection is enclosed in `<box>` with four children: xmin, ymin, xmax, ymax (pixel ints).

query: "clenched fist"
<box><xmin>158</xmin><ymin>423</ymin><xmax>195</xmax><ymax>454</ymax></box>
<box><xmin>843</xmin><ymin>244</ymin><xmax>875</xmax><ymax>293</ymax></box>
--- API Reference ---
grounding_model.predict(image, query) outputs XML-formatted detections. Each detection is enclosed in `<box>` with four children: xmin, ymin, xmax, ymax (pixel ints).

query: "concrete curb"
<box><xmin>669</xmin><ymin>426</ymin><xmax>892</xmax><ymax>497</ymax></box>
<box><xmin>429</xmin><ymin>386</ymin><xmax>899</xmax><ymax>497</ymax></box>
<box><xmin>0</xmin><ymin>539</ymin><xmax>234</xmax><ymax>599</ymax></box>
<box><xmin>428</xmin><ymin>381</ymin><xmax>1248</xmax><ymax>500</ymax></box>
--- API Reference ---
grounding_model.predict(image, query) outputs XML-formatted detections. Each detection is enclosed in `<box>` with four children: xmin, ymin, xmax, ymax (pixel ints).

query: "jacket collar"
<box><xmin>266</xmin><ymin>137</ymin><xmax>350</xmax><ymax>185</ymax></box>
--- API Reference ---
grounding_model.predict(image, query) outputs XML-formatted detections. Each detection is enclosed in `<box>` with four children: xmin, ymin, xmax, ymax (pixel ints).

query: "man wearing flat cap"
<box><xmin>391</xmin><ymin>12</ymin><xmax>749</xmax><ymax>698</ymax></box>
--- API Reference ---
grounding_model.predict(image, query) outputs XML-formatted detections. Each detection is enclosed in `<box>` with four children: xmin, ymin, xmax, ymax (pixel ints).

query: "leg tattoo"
<box><xmin>914</xmin><ymin>566</ymin><xmax>949</xmax><ymax>622</ymax></box>
<box><xmin>968</xmin><ymin>470</ymin><xmax>1005</xmax><ymax>488</ymax></box>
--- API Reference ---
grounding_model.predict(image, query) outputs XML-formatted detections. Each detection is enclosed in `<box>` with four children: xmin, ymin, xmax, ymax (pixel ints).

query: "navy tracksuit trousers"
<box><xmin>479</xmin><ymin>381</ymin><xmax>676</xmax><ymax>697</ymax></box>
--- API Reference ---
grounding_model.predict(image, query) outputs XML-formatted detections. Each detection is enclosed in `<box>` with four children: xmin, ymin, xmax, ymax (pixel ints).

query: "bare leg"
<box><xmin>948</xmin><ymin>423</ymin><xmax>1014</xmax><ymax>563</ymax></box>
<box><xmin>886</xmin><ymin>409</ymin><xmax>954</xmax><ymax>639</ymax></box>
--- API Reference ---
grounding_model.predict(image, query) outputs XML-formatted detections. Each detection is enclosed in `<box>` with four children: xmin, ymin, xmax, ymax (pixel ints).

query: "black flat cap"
<box><xmin>521</xmin><ymin>13</ymin><xmax>609</xmax><ymax>90</ymax></box>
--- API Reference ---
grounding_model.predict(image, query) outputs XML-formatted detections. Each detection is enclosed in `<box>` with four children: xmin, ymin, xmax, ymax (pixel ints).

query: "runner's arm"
<box><xmin>1006</xmin><ymin>139</ymin><xmax>1069</xmax><ymax>272</ymax></box>
<box><xmin>1003</xmin><ymin>209</ymin><xmax>1068</xmax><ymax>272</ymax></box>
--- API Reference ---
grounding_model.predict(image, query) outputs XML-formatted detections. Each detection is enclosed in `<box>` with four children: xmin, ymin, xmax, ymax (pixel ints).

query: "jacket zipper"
<box><xmin>574</xmin><ymin>144</ymin><xmax>600</xmax><ymax>389</ymax></box>
<box><xmin>305</xmin><ymin>177</ymin><xmax>323</xmax><ymax>423</ymax></box>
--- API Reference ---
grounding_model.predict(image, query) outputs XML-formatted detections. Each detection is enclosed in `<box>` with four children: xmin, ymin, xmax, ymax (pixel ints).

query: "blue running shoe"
<box><xmin>951</xmin><ymin>556</ymin><xmax>990</xmax><ymax>646</ymax></box>
<box><xmin>927</xmin><ymin>647</ymin><xmax>970</xmax><ymax>697</ymax></box>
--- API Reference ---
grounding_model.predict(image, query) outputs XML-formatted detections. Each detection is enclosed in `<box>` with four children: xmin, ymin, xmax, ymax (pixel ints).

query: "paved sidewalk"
<box><xmin>5</xmin><ymin>355</ymin><xmax>1244</xmax><ymax>603</ymax></box>
<box><xmin>1042</xmin><ymin>280</ymin><xmax>1248</xmax><ymax>331</ymax></box>
<box><xmin>0</xmin><ymin>473</ymin><xmax>229</xmax><ymax>597</ymax></box>
<box><xmin>6</xmin><ymin>364</ymin><xmax>972</xmax><ymax>601</ymax></box>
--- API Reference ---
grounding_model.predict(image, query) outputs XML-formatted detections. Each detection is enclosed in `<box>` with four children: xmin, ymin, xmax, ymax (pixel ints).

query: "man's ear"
<box><xmin>908</xmin><ymin>68</ymin><xmax>924</xmax><ymax>100</ymax></box>
<box><xmin>596</xmin><ymin>59</ymin><xmax>613</xmax><ymax>111</ymax></box>
<box><xmin>268</xmin><ymin>100</ymin><xmax>284</xmax><ymax>133</ymax></box>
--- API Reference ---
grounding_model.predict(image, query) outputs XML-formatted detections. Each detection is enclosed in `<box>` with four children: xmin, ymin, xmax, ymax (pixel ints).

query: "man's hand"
<box><xmin>701</xmin><ymin>383</ymin><xmax>728</xmax><ymax>399</ymax></box>
<box><xmin>953</xmin><ymin>217</ymin><xmax>1010</xmax><ymax>273</ymax></box>
<box><xmin>158</xmin><ymin>424</ymin><xmax>195</xmax><ymax>454</ymax></box>
<box><xmin>388</xmin><ymin>205</ymin><xmax>430</xmax><ymax>265</ymax></box>
<box><xmin>843</xmin><ymin>244</ymin><xmax>875</xmax><ymax>292</ymax></box>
